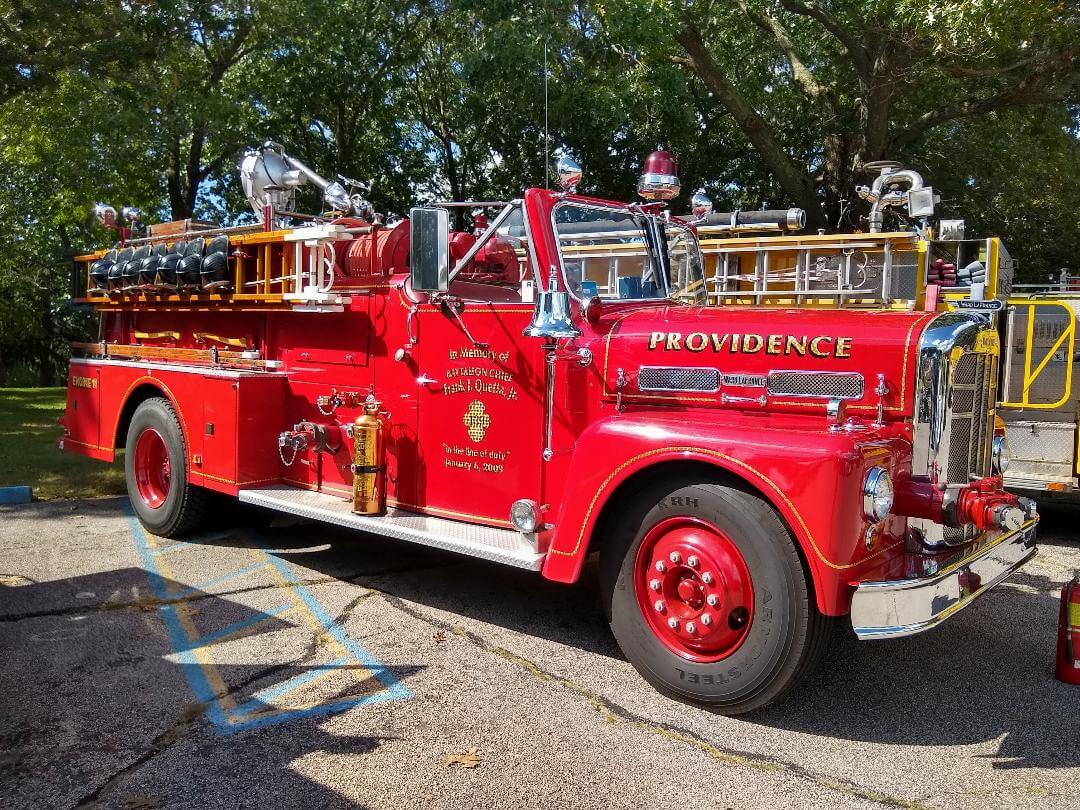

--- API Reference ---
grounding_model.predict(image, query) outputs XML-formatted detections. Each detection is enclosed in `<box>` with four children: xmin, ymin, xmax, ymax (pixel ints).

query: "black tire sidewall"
<box><xmin>125</xmin><ymin>398</ymin><xmax>189</xmax><ymax>535</ymax></box>
<box><xmin>603</xmin><ymin>480</ymin><xmax>809</xmax><ymax>710</ymax></box>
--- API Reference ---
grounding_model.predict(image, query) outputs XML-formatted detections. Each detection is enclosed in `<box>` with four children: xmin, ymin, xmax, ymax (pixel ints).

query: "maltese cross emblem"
<box><xmin>463</xmin><ymin>400</ymin><xmax>491</xmax><ymax>443</ymax></box>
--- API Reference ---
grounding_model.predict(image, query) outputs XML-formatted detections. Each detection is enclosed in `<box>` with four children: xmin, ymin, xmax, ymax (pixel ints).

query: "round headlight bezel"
<box><xmin>510</xmin><ymin>498</ymin><xmax>541</xmax><ymax>533</ymax></box>
<box><xmin>862</xmin><ymin>467</ymin><xmax>894</xmax><ymax>523</ymax></box>
<box><xmin>991</xmin><ymin>434</ymin><xmax>1011</xmax><ymax>475</ymax></box>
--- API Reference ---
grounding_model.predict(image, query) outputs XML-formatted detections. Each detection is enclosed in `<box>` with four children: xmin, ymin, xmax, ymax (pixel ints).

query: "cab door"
<box><xmin>411</xmin><ymin>297</ymin><xmax>544</xmax><ymax>527</ymax></box>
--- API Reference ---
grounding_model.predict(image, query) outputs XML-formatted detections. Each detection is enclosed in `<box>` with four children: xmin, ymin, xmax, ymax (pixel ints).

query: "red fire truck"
<box><xmin>60</xmin><ymin>146</ymin><xmax>1037</xmax><ymax>713</ymax></box>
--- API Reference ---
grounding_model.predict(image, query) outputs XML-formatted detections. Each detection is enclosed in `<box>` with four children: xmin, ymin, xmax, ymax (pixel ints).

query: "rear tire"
<box><xmin>600</xmin><ymin>475</ymin><xmax>830</xmax><ymax>715</ymax></box>
<box><xmin>125</xmin><ymin>397</ymin><xmax>210</xmax><ymax>537</ymax></box>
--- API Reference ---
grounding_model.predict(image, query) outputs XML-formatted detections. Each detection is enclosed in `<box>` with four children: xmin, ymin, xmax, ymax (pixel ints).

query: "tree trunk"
<box><xmin>675</xmin><ymin>22</ymin><xmax>827</xmax><ymax>230</ymax></box>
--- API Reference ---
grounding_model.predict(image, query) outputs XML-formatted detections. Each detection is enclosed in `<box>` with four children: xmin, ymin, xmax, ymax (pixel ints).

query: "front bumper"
<box><xmin>850</xmin><ymin>519</ymin><xmax>1038</xmax><ymax>640</ymax></box>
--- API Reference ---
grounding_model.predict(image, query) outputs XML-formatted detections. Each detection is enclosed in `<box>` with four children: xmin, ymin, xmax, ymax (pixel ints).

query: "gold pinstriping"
<box><xmin>551</xmin><ymin>445</ymin><xmax>903</xmax><ymax>571</ymax></box>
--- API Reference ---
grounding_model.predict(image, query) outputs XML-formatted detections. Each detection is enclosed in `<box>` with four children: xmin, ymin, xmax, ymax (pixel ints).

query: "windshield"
<box><xmin>553</xmin><ymin>202</ymin><xmax>708</xmax><ymax>304</ymax></box>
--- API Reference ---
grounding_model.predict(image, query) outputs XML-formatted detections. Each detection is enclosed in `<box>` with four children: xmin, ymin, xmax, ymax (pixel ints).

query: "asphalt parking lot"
<box><xmin>1</xmin><ymin>497</ymin><xmax>1078</xmax><ymax>809</ymax></box>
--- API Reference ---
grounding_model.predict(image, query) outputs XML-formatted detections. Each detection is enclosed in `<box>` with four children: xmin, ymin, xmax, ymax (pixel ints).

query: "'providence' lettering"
<box><xmin>646</xmin><ymin>332</ymin><xmax>852</xmax><ymax>359</ymax></box>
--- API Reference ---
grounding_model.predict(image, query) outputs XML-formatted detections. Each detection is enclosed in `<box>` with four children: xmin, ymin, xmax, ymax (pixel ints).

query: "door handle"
<box><xmin>417</xmin><ymin>374</ymin><xmax>443</xmax><ymax>392</ymax></box>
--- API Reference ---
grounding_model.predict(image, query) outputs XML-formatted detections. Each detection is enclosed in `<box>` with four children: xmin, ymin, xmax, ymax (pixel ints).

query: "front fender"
<box><xmin>542</xmin><ymin>411</ymin><xmax>910</xmax><ymax>615</ymax></box>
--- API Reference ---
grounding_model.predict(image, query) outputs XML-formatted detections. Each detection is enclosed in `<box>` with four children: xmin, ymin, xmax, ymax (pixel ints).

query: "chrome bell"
<box><xmin>524</xmin><ymin>276</ymin><xmax>581</xmax><ymax>340</ymax></box>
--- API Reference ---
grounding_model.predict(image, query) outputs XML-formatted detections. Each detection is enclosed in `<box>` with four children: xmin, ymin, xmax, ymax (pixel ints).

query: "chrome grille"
<box><xmin>638</xmin><ymin>366</ymin><xmax>720</xmax><ymax>392</ymax></box>
<box><xmin>946</xmin><ymin>352</ymin><xmax>997</xmax><ymax>483</ymax></box>
<box><xmin>943</xmin><ymin>350</ymin><xmax>998</xmax><ymax>543</ymax></box>
<box><xmin>767</xmin><ymin>371</ymin><xmax>864</xmax><ymax>400</ymax></box>
<box><xmin>911</xmin><ymin>314</ymin><xmax>1002</xmax><ymax>548</ymax></box>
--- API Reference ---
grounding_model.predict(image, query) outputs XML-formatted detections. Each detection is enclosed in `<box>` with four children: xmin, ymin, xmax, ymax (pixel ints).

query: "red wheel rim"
<box><xmin>634</xmin><ymin>516</ymin><xmax>754</xmax><ymax>663</ymax></box>
<box><xmin>133</xmin><ymin>428</ymin><xmax>171</xmax><ymax>509</ymax></box>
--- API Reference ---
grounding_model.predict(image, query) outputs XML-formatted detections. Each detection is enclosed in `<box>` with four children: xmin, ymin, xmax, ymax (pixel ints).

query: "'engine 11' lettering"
<box><xmin>646</xmin><ymin>331</ymin><xmax>852</xmax><ymax>359</ymax></box>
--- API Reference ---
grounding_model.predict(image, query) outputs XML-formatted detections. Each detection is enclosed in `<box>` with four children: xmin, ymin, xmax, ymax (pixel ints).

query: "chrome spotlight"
<box><xmin>121</xmin><ymin>206</ymin><xmax>144</xmax><ymax>224</ymax></box>
<box><xmin>556</xmin><ymin>155</ymin><xmax>582</xmax><ymax>193</ymax></box>
<box><xmin>691</xmin><ymin>192</ymin><xmax>713</xmax><ymax>219</ymax></box>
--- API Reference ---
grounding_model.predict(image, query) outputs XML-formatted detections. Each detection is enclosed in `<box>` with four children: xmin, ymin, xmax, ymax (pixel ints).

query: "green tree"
<box><xmin>0</xmin><ymin>71</ymin><xmax>162</xmax><ymax>383</ymax></box>
<box><xmin>598</xmin><ymin>0</ymin><xmax>1080</xmax><ymax>231</ymax></box>
<box><xmin>0</xmin><ymin>0</ymin><xmax>165</xmax><ymax>102</ymax></box>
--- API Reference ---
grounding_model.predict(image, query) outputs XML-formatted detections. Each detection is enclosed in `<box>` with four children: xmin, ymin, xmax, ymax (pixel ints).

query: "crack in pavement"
<box><xmin>0</xmin><ymin>560</ymin><xmax>457</xmax><ymax>624</ymax></box>
<box><xmin>371</xmin><ymin>590</ymin><xmax>929</xmax><ymax>810</ymax></box>
<box><xmin>73</xmin><ymin>702</ymin><xmax>206</xmax><ymax>808</ymax></box>
<box><xmin>69</xmin><ymin>572</ymin><xmax>402</xmax><ymax>804</ymax></box>
<box><xmin>71</xmin><ymin>628</ymin><xmax>362</xmax><ymax>808</ymax></box>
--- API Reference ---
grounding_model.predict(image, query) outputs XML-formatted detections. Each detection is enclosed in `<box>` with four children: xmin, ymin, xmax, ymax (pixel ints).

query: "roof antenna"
<box><xmin>544</xmin><ymin>38</ymin><xmax>550</xmax><ymax>189</ymax></box>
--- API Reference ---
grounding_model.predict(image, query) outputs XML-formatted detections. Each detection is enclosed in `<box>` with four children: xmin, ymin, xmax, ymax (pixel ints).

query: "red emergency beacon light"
<box><xmin>637</xmin><ymin>149</ymin><xmax>681</xmax><ymax>201</ymax></box>
<box><xmin>59</xmin><ymin>143</ymin><xmax>1039</xmax><ymax>714</ymax></box>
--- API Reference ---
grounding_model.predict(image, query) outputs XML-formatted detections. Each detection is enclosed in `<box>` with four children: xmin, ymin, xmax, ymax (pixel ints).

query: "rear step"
<box><xmin>238</xmin><ymin>485</ymin><xmax>543</xmax><ymax>570</ymax></box>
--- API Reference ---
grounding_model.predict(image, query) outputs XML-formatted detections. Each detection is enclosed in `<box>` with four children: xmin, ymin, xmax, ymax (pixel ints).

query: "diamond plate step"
<box><xmin>238</xmin><ymin>485</ymin><xmax>543</xmax><ymax>570</ymax></box>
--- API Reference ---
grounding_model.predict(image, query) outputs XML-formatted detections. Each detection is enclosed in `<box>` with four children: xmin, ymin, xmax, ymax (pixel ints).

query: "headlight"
<box><xmin>510</xmin><ymin>499</ymin><xmax>541</xmax><ymax>533</ymax></box>
<box><xmin>992</xmin><ymin>434</ymin><xmax>1011</xmax><ymax>475</ymax></box>
<box><xmin>862</xmin><ymin>467</ymin><xmax>894</xmax><ymax>522</ymax></box>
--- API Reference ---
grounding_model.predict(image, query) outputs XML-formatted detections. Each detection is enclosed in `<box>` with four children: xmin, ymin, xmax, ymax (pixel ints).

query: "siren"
<box><xmin>637</xmin><ymin>149</ymin><xmax>680</xmax><ymax>201</ymax></box>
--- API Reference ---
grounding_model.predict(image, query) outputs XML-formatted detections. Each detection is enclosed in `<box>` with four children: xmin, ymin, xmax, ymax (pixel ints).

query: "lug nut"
<box><xmin>667</xmin><ymin>617</ymin><xmax>679</xmax><ymax>630</ymax></box>
<box><xmin>686</xmin><ymin>622</ymin><xmax>696</xmax><ymax>633</ymax></box>
<box><xmin>706</xmin><ymin>594</ymin><xmax>719</xmax><ymax>607</ymax></box>
<box><xmin>687</xmin><ymin>555</ymin><xmax>699</xmax><ymax>568</ymax></box>
<box><xmin>649</xmin><ymin>578</ymin><xmax>661</xmax><ymax>591</ymax></box>
<box><xmin>655</xmin><ymin>560</ymin><xmax>666</xmax><ymax>573</ymax></box>
<box><xmin>654</xmin><ymin>600</ymin><xmax>665</xmax><ymax>613</ymax></box>
<box><xmin>701</xmin><ymin>613</ymin><xmax>712</xmax><ymax>626</ymax></box>
<box><xmin>701</xmin><ymin>572</ymin><xmax>714</xmax><ymax>585</ymax></box>
<box><xmin>669</xmin><ymin>551</ymin><xmax>681</xmax><ymax>564</ymax></box>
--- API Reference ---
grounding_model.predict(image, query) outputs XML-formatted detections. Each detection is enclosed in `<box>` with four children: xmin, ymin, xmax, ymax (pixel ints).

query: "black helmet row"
<box><xmin>89</xmin><ymin>235</ymin><xmax>231</xmax><ymax>294</ymax></box>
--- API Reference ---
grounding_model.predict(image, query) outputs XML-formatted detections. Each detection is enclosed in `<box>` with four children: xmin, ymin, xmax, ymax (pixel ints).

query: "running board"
<box><xmin>238</xmin><ymin>485</ymin><xmax>543</xmax><ymax>570</ymax></box>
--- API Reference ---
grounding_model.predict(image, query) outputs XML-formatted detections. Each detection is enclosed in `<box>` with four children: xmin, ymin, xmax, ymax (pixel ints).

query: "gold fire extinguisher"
<box><xmin>351</xmin><ymin>398</ymin><xmax>386</xmax><ymax>515</ymax></box>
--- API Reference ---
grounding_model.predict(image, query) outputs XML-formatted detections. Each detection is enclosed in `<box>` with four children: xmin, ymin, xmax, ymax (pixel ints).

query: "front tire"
<box><xmin>600</xmin><ymin>475</ymin><xmax>830</xmax><ymax>714</ymax></box>
<box><xmin>125</xmin><ymin>397</ymin><xmax>210</xmax><ymax>537</ymax></box>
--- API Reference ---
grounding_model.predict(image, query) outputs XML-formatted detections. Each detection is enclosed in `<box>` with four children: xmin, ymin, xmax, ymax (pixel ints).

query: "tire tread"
<box><xmin>601</xmin><ymin>473</ymin><xmax>831</xmax><ymax>715</ymax></box>
<box><xmin>125</xmin><ymin>397</ymin><xmax>210</xmax><ymax>538</ymax></box>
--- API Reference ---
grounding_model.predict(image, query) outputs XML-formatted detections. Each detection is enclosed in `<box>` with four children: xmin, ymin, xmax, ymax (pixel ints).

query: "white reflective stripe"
<box><xmin>70</xmin><ymin>357</ymin><xmax>283</xmax><ymax>379</ymax></box>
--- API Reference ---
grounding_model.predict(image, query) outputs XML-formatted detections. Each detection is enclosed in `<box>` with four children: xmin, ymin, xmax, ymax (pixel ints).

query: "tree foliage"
<box><xmin>0</xmin><ymin>0</ymin><xmax>1076</xmax><ymax>382</ymax></box>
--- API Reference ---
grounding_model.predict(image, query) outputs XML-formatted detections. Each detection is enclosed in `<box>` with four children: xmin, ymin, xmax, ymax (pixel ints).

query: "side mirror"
<box><xmin>409</xmin><ymin>207</ymin><xmax>450</xmax><ymax>293</ymax></box>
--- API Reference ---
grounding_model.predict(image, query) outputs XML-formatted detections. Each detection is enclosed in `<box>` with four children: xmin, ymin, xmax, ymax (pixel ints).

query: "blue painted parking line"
<box><xmin>166</xmin><ymin>561</ymin><xmax>269</xmax><ymax>599</ymax></box>
<box><xmin>188</xmin><ymin>603</ymin><xmax>294</xmax><ymax>650</ymax></box>
<box><xmin>231</xmin><ymin>657</ymin><xmax>350</xmax><ymax>718</ymax></box>
<box><xmin>125</xmin><ymin>503</ymin><xmax>410</xmax><ymax>734</ymax></box>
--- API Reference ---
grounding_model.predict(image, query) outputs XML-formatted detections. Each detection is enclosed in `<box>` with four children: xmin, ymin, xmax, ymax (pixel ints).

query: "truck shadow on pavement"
<box><xmin>215</xmin><ymin>505</ymin><xmax>1080</xmax><ymax>771</ymax></box>
<box><xmin>9</xmin><ymin>495</ymin><xmax>1073</xmax><ymax>790</ymax></box>
<box><xmin>0</xmin><ymin>551</ymin><xmax>420</xmax><ymax>808</ymax></box>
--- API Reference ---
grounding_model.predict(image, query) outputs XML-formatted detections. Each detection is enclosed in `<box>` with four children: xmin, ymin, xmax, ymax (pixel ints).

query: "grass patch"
<box><xmin>0</xmin><ymin>388</ymin><xmax>125</xmax><ymax>500</ymax></box>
